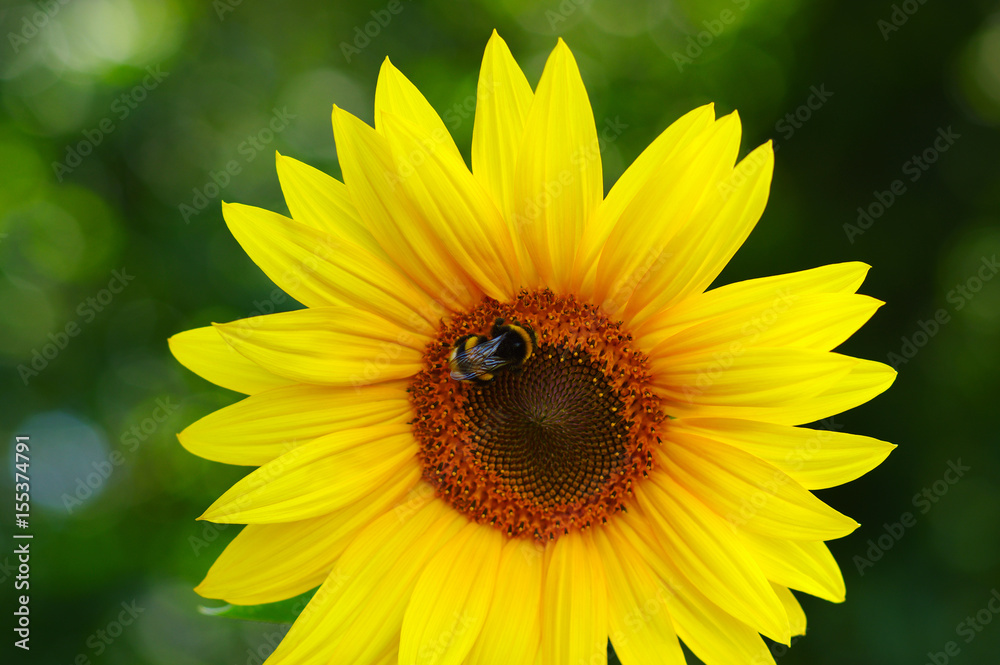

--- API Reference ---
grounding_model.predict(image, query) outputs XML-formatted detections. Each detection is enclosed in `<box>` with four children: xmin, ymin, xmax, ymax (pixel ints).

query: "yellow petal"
<box><xmin>222</xmin><ymin>202</ymin><xmax>437</xmax><ymax>333</ymax></box>
<box><xmin>332</xmin><ymin>106</ymin><xmax>474</xmax><ymax>311</ymax></box>
<box><xmin>674</xmin><ymin>417</ymin><xmax>896</xmax><ymax>490</ymax></box>
<box><xmin>379</xmin><ymin>110</ymin><xmax>519</xmax><ymax>300</ymax></box>
<box><xmin>652</xmin><ymin>293</ymin><xmax>883</xmax><ymax>357</ymax></box>
<box><xmin>274</xmin><ymin>152</ymin><xmax>384</xmax><ymax>257</ymax></box>
<box><xmin>609</xmin><ymin>514</ymin><xmax>777</xmax><ymax>665</ymax></box>
<box><xmin>737</xmin><ymin>531</ymin><xmax>846</xmax><ymax>602</ymax></box>
<box><xmin>472</xmin><ymin>30</ymin><xmax>538</xmax><ymax>287</ymax></box>
<box><xmin>542</xmin><ymin>530</ymin><xmax>608</xmax><ymax>665</ymax></box>
<box><xmin>593</xmin><ymin>112</ymin><xmax>742</xmax><ymax>314</ymax></box>
<box><xmin>213</xmin><ymin>306</ymin><xmax>425</xmax><ymax>387</ymax></box>
<box><xmin>372</xmin><ymin>650</ymin><xmax>398</xmax><ymax>665</ymax></box>
<box><xmin>759</xmin><ymin>358</ymin><xmax>897</xmax><ymax>426</ymax></box>
<box><xmin>265</xmin><ymin>496</ymin><xmax>463</xmax><ymax>665</ymax></box>
<box><xmin>195</xmin><ymin>463</ymin><xmax>419</xmax><ymax>604</ymax></box>
<box><xmin>199</xmin><ymin>423</ymin><xmax>418</xmax><ymax>523</ymax></box>
<box><xmin>652</xmin><ymin>348</ymin><xmax>858</xmax><ymax>419</ymax></box>
<box><xmin>374</xmin><ymin>57</ymin><xmax>463</xmax><ymax>164</ymax></box>
<box><xmin>625</xmin><ymin>141</ymin><xmax>775</xmax><ymax>327</ymax></box>
<box><xmin>592</xmin><ymin>527</ymin><xmax>686</xmax><ymax>665</ymax></box>
<box><xmin>658</xmin><ymin>431</ymin><xmax>859</xmax><ymax>540</ymax></box>
<box><xmin>325</xmin><ymin>498</ymin><xmax>466</xmax><ymax>664</ymax></box>
<box><xmin>772</xmin><ymin>584</ymin><xmax>807</xmax><ymax>637</ymax></box>
<box><xmin>178</xmin><ymin>381</ymin><xmax>411</xmax><ymax>465</ymax></box>
<box><xmin>572</xmin><ymin>104</ymin><xmax>716</xmax><ymax>298</ymax></box>
<box><xmin>635</xmin><ymin>262</ymin><xmax>872</xmax><ymax>349</ymax></box>
<box><xmin>400</xmin><ymin>522</ymin><xmax>504</xmax><ymax>665</ymax></box>
<box><xmin>636</xmin><ymin>476</ymin><xmax>790</xmax><ymax>644</ymax></box>
<box><xmin>513</xmin><ymin>39</ymin><xmax>602</xmax><ymax>292</ymax></box>
<box><xmin>168</xmin><ymin>325</ymin><xmax>292</xmax><ymax>395</ymax></box>
<box><xmin>466</xmin><ymin>538</ymin><xmax>542</xmax><ymax>665</ymax></box>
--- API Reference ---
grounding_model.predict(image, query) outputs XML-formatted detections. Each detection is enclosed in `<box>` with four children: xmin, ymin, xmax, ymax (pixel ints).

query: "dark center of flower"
<box><xmin>467</xmin><ymin>345</ymin><xmax>627</xmax><ymax>508</ymax></box>
<box><xmin>408</xmin><ymin>290</ymin><xmax>665</xmax><ymax>541</ymax></box>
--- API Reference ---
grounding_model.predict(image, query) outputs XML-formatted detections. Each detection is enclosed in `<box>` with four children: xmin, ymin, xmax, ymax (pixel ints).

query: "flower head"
<box><xmin>170</xmin><ymin>31</ymin><xmax>895</xmax><ymax>665</ymax></box>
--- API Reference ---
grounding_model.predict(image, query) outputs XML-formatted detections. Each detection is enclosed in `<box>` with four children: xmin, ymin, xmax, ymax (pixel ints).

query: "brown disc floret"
<box><xmin>409</xmin><ymin>290</ymin><xmax>665</xmax><ymax>541</ymax></box>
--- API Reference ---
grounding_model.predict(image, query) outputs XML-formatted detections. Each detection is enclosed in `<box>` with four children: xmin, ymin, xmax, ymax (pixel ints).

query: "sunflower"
<box><xmin>169</xmin><ymin>31</ymin><xmax>895</xmax><ymax>665</ymax></box>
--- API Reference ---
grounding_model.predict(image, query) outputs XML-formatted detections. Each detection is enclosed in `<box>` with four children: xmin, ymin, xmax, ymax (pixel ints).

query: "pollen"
<box><xmin>409</xmin><ymin>290</ymin><xmax>666</xmax><ymax>541</ymax></box>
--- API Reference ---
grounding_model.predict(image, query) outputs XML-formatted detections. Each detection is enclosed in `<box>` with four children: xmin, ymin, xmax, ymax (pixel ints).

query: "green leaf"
<box><xmin>198</xmin><ymin>587</ymin><xmax>318</xmax><ymax>623</ymax></box>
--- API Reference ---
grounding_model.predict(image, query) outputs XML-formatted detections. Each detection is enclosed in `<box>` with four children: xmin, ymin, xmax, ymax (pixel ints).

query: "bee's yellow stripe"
<box><xmin>510</xmin><ymin>326</ymin><xmax>534</xmax><ymax>360</ymax></box>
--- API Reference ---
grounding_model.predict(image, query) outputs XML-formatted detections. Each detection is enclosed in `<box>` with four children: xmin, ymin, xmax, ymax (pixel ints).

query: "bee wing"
<box><xmin>462</xmin><ymin>335</ymin><xmax>511</xmax><ymax>370</ymax></box>
<box><xmin>448</xmin><ymin>334</ymin><xmax>510</xmax><ymax>380</ymax></box>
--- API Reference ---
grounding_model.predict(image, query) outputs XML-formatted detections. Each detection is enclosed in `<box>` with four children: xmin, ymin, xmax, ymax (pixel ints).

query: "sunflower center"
<box><xmin>409</xmin><ymin>290</ymin><xmax>665</xmax><ymax>541</ymax></box>
<box><xmin>467</xmin><ymin>345</ymin><xmax>626</xmax><ymax>507</ymax></box>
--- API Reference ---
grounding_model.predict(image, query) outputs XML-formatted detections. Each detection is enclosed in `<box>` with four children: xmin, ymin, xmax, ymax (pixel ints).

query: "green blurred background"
<box><xmin>3</xmin><ymin>0</ymin><xmax>1000</xmax><ymax>663</ymax></box>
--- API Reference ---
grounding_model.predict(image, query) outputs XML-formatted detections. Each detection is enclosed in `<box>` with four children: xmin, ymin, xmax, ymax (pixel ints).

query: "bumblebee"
<box><xmin>448</xmin><ymin>318</ymin><xmax>536</xmax><ymax>383</ymax></box>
